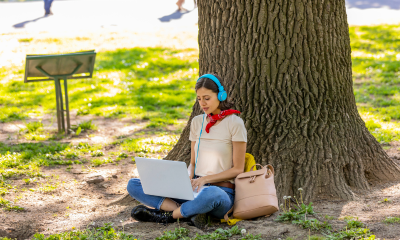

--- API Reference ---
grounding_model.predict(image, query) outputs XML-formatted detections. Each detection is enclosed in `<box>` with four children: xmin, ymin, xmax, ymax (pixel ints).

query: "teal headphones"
<box><xmin>197</xmin><ymin>74</ymin><xmax>227</xmax><ymax>101</ymax></box>
<box><xmin>194</xmin><ymin>74</ymin><xmax>227</xmax><ymax>177</ymax></box>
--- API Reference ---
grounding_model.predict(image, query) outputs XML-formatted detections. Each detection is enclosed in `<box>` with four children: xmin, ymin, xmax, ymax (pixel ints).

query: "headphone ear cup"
<box><xmin>218</xmin><ymin>91</ymin><xmax>227</xmax><ymax>101</ymax></box>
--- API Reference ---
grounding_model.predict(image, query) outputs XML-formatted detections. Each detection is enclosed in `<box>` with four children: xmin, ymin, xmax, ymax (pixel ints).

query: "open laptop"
<box><xmin>135</xmin><ymin>157</ymin><xmax>207</xmax><ymax>200</ymax></box>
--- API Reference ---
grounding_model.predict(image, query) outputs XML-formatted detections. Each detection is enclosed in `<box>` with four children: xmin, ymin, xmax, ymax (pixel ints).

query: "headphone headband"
<box><xmin>197</xmin><ymin>74</ymin><xmax>227</xmax><ymax>101</ymax></box>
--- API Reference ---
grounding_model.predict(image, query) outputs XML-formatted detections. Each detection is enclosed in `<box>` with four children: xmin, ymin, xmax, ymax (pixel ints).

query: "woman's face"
<box><xmin>196</xmin><ymin>87</ymin><xmax>220</xmax><ymax>115</ymax></box>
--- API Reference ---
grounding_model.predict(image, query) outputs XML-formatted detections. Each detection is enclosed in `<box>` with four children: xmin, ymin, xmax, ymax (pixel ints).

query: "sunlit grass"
<box><xmin>91</xmin><ymin>157</ymin><xmax>114</xmax><ymax>166</ymax></box>
<box><xmin>359</xmin><ymin>110</ymin><xmax>400</xmax><ymax>143</ymax></box>
<box><xmin>0</xmin><ymin>47</ymin><xmax>198</xmax><ymax>128</ymax></box>
<box><xmin>0</xmin><ymin>142</ymin><xmax>69</xmax><ymax>179</ymax></box>
<box><xmin>351</xmin><ymin>24</ymin><xmax>400</xmax><ymax>142</ymax></box>
<box><xmin>141</xmin><ymin>135</ymin><xmax>180</xmax><ymax>146</ymax></box>
<box><xmin>117</xmin><ymin>134</ymin><xmax>179</xmax><ymax>157</ymax></box>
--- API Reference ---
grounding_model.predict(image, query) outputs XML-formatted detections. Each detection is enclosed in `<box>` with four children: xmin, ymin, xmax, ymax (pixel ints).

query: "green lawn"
<box><xmin>0</xmin><ymin>47</ymin><xmax>198</xmax><ymax>126</ymax></box>
<box><xmin>351</xmin><ymin>25</ymin><xmax>400</xmax><ymax>143</ymax></box>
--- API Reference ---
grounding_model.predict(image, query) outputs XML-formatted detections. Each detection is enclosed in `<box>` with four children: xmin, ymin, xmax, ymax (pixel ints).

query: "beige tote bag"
<box><xmin>224</xmin><ymin>164</ymin><xmax>279</xmax><ymax>221</ymax></box>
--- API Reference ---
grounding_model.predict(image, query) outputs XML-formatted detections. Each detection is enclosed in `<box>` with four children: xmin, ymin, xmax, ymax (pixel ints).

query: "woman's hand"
<box><xmin>188</xmin><ymin>163</ymin><xmax>195</xmax><ymax>180</ymax></box>
<box><xmin>191</xmin><ymin>176</ymin><xmax>208</xmax><ymax>192</ymax></box>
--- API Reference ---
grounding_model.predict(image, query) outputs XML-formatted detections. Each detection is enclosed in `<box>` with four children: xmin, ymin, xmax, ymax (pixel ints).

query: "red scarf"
<box><xmin>205</xmin><ymin>109</ymin><xmax>241</xmax><ymax>133</ymax></box>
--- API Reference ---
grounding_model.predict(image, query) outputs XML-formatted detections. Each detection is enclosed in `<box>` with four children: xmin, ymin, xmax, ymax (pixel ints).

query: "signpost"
<box><xmin>24</xmin><ymin>50</ymin><xmax>96</xmax><ymax>135</ymax></box>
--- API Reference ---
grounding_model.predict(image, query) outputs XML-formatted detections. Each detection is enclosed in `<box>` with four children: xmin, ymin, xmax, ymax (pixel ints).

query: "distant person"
<box><xmin>176</xmin><ymin>0</ymin><xmax>187</xmax><ymax>12</ymax></box>
<box><xmin>44</xmin><ymin>0</ymin><xmax>54</xmax><ymax>16</ymax></box>
<box><xmin>176</xmin><ymin>0</ymin><xmax>197</xmax><ymax>12</ymax></box>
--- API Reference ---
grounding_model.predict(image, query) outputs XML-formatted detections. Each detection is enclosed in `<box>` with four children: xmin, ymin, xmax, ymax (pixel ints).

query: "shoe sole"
<box><xmin>131</xmin><ymin>205</ymin><xmax>156</xmax><ymax>221</ymax></box>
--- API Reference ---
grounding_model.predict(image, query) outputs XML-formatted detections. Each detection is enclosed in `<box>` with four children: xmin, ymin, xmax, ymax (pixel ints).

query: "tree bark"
<box><xmin>165</xmin><ymin>0</ymin><xmax>400</xmax><ymax>201</ymax></box>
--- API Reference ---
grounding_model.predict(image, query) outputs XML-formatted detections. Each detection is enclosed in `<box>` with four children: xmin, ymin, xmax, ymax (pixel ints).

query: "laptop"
<box><xmin>135</xmin><ymin>157</ymin><xmax>208</xmax><ymax>200</ymax></box>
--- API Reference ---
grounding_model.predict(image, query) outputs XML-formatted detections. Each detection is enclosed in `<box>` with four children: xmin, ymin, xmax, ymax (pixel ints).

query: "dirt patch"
<box><xmin>1</xmin><ymin>131</ymin><xmax>400</xmax><ymax>239</ymax></box>
<box><xmin>0</xmin><ymin>110</ymin><xmax>184</xmax><ymax>146</ymax></box>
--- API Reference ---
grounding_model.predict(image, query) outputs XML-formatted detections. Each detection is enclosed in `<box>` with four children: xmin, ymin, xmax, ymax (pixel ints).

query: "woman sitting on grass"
<box><xmin>126</xmin><ymin>73</ymin><xmax>247</xmax><ymax>228</ymax></box>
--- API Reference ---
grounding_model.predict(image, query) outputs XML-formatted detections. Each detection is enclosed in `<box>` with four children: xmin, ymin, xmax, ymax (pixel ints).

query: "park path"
<box><xmin>1</xmin><ymin>0</ymin><xmax>400</xmax><ymax>35</ymax></box>
<box><xmin>0</xmin><ymin>0</ymin><xmax>197</xmax><ymax>34</ymax></box>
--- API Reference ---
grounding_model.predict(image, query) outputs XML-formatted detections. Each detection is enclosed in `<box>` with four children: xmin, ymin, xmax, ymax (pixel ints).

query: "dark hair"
<box><xmin>195</xmin><ymin>74</ymin><xmax>234</xmax><ymax>111</ymax></box>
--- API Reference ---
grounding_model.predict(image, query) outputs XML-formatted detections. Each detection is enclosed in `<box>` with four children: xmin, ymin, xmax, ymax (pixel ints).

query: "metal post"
<box><xmin>63</xmin><ymin>77</ymin><xmax>71</xmax><ymax>134</ymax></box>
<box><xmin>54</xmin><ymin>77</ymin><xmax>62</xmax><ymax>132</ymax></box>
<box><xmin>34</xmin><ymin>63</ymin><xmax>84</xmax><ymax>135</ymax></box>
<box><xmin>56</xmin><ymin>79</ymin><xmax>66</xmax><ymax>134</ymax></box>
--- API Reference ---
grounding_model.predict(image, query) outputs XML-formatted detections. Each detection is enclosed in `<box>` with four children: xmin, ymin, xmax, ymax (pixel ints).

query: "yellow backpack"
<box><xmin>221</xmin><ymin>153</ymin><xmax>256</xmax><ymax>225</ymax></box>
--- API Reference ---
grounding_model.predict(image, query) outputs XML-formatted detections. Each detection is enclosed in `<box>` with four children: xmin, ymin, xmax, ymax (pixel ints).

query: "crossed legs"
<box><xmin>127</xmin><ymin>178</ymin><xmax>234</xmax><ymax>220</ymax></box>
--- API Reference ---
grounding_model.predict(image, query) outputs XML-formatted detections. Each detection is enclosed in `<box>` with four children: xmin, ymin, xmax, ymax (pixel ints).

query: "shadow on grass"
<box><xmin>12</xmin><ymin>15</ymin><xmax>50</xmax><ymax>29</ymax></box>
<box><xmin>158</xmin><ymin>9</ymin><xmax>192</xmax><ymax>22</ymax></box>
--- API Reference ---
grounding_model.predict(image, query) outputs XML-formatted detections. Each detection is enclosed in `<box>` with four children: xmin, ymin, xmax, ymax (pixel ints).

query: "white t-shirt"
<box><xmin>189</xmin><ymin>114</ymin><xmax>247</xmax><ymax>183</ymax></box>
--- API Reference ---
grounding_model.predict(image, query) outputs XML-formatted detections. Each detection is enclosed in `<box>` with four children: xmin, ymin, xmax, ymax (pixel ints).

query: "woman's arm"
<box><xmin>191</xmin><ymin>141</ymin><xmax>246</xmax><ymax>190</ymax></box>
<box><xmin>187</xmin><ymin>141</ymin><xmax>196</xmax><ymax>180</ymax></box>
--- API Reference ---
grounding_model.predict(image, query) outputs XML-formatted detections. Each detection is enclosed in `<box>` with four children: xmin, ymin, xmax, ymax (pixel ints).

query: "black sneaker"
<box><xmin>188</xmin><ymin>213</ymin><xmax>208</xmax><ymax>229</ymax></box>
<box><xmin>131</xmin><ymin>205</ymin><xmax>156</xmax><ymax>213</ymax></box>
<box><xmin>131</xmin><ymin>205</ymin><xmax>176</xmax><ymax>225</ymax></box>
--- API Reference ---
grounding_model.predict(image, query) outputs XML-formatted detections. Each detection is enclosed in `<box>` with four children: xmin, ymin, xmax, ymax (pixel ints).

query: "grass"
<box><xmin>292</xmin><ymin>219</ymin><xmax>332</xmax><ymax>231</ymax></box>
<box><xmin>351</xmin><ymin>24</ymin><xmax>400</xmax><ymax>143</ymax></box>
<box><xmin>90</xmin><ymin>150</ymin><xmax>104</xmax><ymax>157</ymax></box>
<box><xmin>26</xmin><ymin>121</ymin><xmax>43</xmax><ymax>133</ymax></box>
<box><xmin>115</xmin><ymin>134</ymin><xmax>179</xmax><ymax>158</ymax></box>
<box><xmin>324</xmin><ymin>215</ymin><xmax>336</xmax><ymax>220</ymax></box>
<box><xmin>31</xmin><ymin>207</ymin><xmax>370</xmax><ymax>240</ymax></box>
<box><xmin>383</xmin><ymin>216</ymin><xmax>400</xmax><ymax>224</ymax></box>
<box><xmin>75</xmin><ymin>120</ymin><xmax>98</xmax><ymax>131</ymax></box>
<box><xmin>0</xmin><ymin>142</ymin><xmax>69</xmax><ymax>178</ymax></box>
<box><xmin>116</xmin><ymin>152</ymin><xmax>128</xmax><ymax>161</ymax></box>
<box><xmin>18</xmin><ymin>38</ymin><xmax>33</xmax><ymax>43</ymax></box>
<box><xmin>0</xmin><ymin>47</ymin><xmax>198</xmax><ymax>129</ymax></box>
<box><xmin>0</xmin><ymin>197</ymin><xmax>24</xmax><ymax>211</ymax></box>
<box><xmin>0</xmin><ymin>142</ymin><xmax>88</xmax><ymax>182</ymax></box>
<box><xmin>91</xmin><ymin>157</ymin><xmax>114</xmax><ymax>166</ymax></box>
<box><xmin>18</xmin><ymin>121</ymin><xmax>51</xmax><ymax>141</ymax></box>
<box><xmin>29</xmin><ymin>224</ymin><xmax>261</xmax><ymax>240</ymax></box>
<box><xmin>276</xmin><ymin>189</ymin><xmax>373</xmax><ymax>240</ymax></box>
<box><xmin>31</xmin><ymin>223</ymin><xmax>139</xmax><ymax>240</ymax></box>
<box><xmin>35</xmin><ymin>182</ymin><xmax>60</xmax><ymax>193</ymax></box>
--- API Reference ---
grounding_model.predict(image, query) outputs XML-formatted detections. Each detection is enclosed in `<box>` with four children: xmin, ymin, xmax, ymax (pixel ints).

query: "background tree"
<box><xmin>166</xmin><ymin>0</ymin><xmax>400</xmax><ymax>201</ymax></box>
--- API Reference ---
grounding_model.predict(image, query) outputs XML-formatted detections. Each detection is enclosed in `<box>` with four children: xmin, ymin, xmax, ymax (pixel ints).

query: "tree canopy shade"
<box><xmin>166</xmin><ymin>0</ymin><xmax>400</xmax><ymax>201</ymax></box>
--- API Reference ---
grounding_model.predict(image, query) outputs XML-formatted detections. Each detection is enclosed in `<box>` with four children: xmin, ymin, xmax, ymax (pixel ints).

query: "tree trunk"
<box><xmin>165</xmin><ymin>0</ymin><xmax>400</xmax><ymax>201</ymax></box>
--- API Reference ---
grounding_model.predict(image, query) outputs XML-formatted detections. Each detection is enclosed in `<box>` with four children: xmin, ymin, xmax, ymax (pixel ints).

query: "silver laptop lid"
<box><xmin>135</xmin><ymin>157</ymin><xmax>194</xmax><ymax>200</ymax></box>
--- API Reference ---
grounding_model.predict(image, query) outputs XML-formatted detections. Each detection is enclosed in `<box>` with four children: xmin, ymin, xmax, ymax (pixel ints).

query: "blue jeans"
<box><xmin>44</xmin><ymin>0</ymin><xmax>54</xmax><ymax>14</ymax></box>
<box><xmin>127</xmin><ymin>178</ymin><xmax>234</xmax><ymax>219</ymax></box>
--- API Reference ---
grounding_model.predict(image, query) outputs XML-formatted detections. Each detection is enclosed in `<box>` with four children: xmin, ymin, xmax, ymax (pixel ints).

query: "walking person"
<box><xmin>176</xmin><ymin>0</ymin><xmax>187</xmax><ymax>12</ymax></box>
<box><xmin>176</xmin><ymin>0</ymin><xmax>197</xmax><ymax>12</ymax></box>
<box><xmin>127</xmin><ymin>73</ymin><xmax>247</xmax><ymax>228</ymax></box>
<box><xmin>44</xmin><ymin>0</ymin><xmax>54</xmax><ymax>16</ymax></box>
